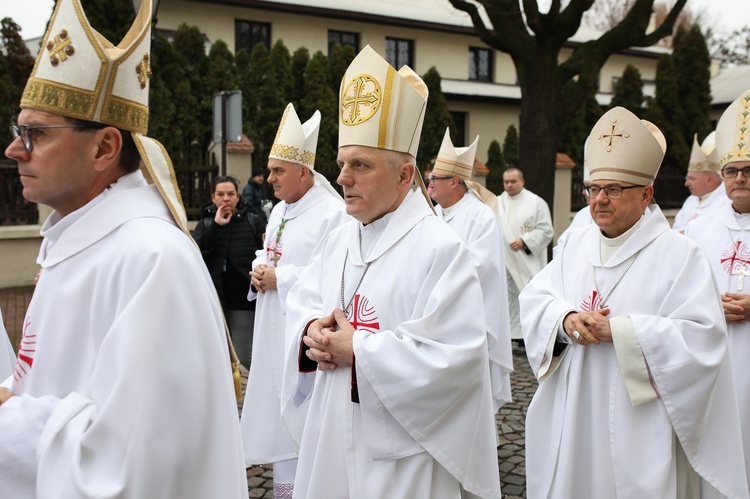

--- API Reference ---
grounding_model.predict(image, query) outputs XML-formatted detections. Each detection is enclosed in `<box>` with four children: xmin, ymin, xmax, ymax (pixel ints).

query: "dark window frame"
<box><xmin>235</xmin><ymin>19</ymin><xmax>271</xmax><ymax>53</ymax></box>
<box><xmin>468</xmin><ymin>46</ymin><xmax>493</xmax><ymax>82</ymax></box>
<box><xmin>385</xmin><ymin>37</ymin><xmax>414</xmax><ymax>69</ymax></box>
<box><xmin>328</xmin><ymin>30</ymin><xmax>360</xmax><ymax>56</ymax></box>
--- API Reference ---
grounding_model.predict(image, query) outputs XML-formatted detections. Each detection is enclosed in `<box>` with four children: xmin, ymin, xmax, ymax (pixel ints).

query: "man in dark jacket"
<box><xmin>242</xmin><ymin>168</ymin><xmax>268</xmax><ymax>222</ymax></box>
<box><xmin>193</xmin><ymin>176</ymin><xmax>266</xmax><ymax>368</ymax></box>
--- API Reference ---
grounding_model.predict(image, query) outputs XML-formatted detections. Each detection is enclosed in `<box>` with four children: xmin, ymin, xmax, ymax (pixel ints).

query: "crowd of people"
<box><xmin>2</xmin><ymin>0</ymin><xmax>750</xmax><ymax>498</ymax></box>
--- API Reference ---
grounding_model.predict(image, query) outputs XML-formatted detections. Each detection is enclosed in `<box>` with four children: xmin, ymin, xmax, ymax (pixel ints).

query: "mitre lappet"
<box><xmin>21</xmin><ymin>0</ymin><xmax>188</xmax><ymax>233</ymax></box>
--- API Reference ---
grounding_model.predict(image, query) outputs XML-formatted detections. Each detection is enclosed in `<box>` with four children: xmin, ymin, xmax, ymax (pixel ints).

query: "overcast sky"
<box><xmin>1</xmin><ymin>0</ymin><xmax>747</xmax><ymax>41</ymax></box>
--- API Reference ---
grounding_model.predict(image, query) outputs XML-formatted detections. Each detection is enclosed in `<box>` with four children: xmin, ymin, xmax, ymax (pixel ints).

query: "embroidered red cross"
<box><xmin>14</xmin><ymin>318</ymin><xmax>35</xmax><ymax>382</ymax></box>
<box><xmin>580</xmin><ymin>290</ymin><xmax>604</xmax><ymax>312</ymax></box>
<box><xmin>267</xmin><ymin>241</ymin><xmax>283</xmax><ymax>267</ymax></box>
<box><xmin>347</xmin><ymin>294</ymin><xmax>380</xmax><ymax>333</ymax></box>
<box><xmin>721</xmin><ymin>241</ymin><xmax>750</xmax><ymax>275</ymax></box>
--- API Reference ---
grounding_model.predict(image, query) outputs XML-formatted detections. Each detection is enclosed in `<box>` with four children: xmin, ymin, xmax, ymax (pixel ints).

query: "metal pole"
<box><xmin>221</xmin><ymin>92</ymin><xmax>227</xmax><ymax>176</ymax></box>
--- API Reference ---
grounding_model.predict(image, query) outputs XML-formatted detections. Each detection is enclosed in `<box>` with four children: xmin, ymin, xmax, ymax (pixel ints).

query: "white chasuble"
<box><xmin>520</xmin><ymin>205</ymin><xmax>748</xmax><ymax>499</ymax></box>
<box><xmin>686</xmin><ymin>204</ymin><xmax>750</xmax><ymax>488</ymax></box>
<box><xmin>437</xmin><ymin>192</ymin><xmax>513</xmax><ymax>411</ymax></box>
<box><xmin>0</xmin><ymin>309</ymin><xmax>15</xmax><ymax>380</ymax></box>
<box><xmin>286</xmin><ymin>188</ymin><xmax>502</xmax><ymax>499</ymax></box>
<box><xmin>241</xmin><ymin>181</ymin><xmax>348</xmax><ymax>465</ymax></box>
<box><xmin>0</xmin><ymin>172</ymin><xmax>247</xmax><ymax>499</ymax></box>
<box><xmin>672</xmin><ymin>184</ymin><xmax>729</xmax><ymax>232</ymax></box>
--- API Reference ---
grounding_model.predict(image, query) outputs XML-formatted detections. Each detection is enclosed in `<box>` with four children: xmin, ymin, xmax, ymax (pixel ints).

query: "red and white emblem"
<box><xmin>720</xmin><ymin>240</ymin><xmax>750</xmax><ymax>275</ymax></box>
<box><xmin>267</xmin><ymin>241</ymin><xmax>283</xmax><ymax>267</ymax></box>
<box><xmin>346</xmin><ymin>294</ymin><xmax>380</xmax><ymax>333</ymax></box>
<box><xmin>13</xmin><ymin>318</ymin><xmax>35</xmax><ymax>382</ymax></box>
<box><xmin>580</xmin><ymin>290</ymin><xmax>604</xmax><ymax>312</ymax></box>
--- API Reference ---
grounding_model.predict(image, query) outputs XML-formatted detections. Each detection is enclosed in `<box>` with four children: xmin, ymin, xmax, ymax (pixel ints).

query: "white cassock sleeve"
<box><xmin>520</xmin><ymin>199</ymin><xmax>553</xmax><ymax>255</ymax></box>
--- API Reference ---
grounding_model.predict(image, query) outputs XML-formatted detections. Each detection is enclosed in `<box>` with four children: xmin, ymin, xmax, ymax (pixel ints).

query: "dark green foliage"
<box><xmin>558</xmin><ymin>79</ymin><xmax>603</xmax><ymax>170</ymax></box>
<box><xmin>78</xmin><ymin>0</ymin><xmax>136</xmax><ymax>42</ymax></box>
<box><xmin>0</xmin><ymin>18</ymin><xmax>34</xmax><ymax>152</ymax></box>
<box><xmin>290</xmin><ymin>47</ymin><xmax>310</xmax><ymax>110</ymax></box>
<box><xmin>486</xmin><ymin>139</ymin><xmax>504</xmax><ymax>193</ymax></box>
<box><xmin>417</xmin><ymin>67</ymin><xmax>456</xmax><ymax>168</ymax></box>
<box><xmin>643</xmin><ymin>55</ymin><xmax>689</xmax><ymax>176</ymax></box>
<box><xmin>329</xmin><ymin>44</ymin><xmax>356</xmax><ymax>94</ymax></box>
<box><xmin>610</xmin><ymin>65</ymin><xmax>644</xmax><ymax>115</ymax></box>
<box><xmin>673</xmin><ymin>25</ymin><xmax>712</xmax><ymax>144</ymax></box>
<box><xmin>503</xmin><ymin>125</ymin><xmax>519</xmax><ymax>169</ymax></box>
<box><xmin>302</xmin><ymin>52</ymin><xmax>338</xmax><ymax>177</ymax></box>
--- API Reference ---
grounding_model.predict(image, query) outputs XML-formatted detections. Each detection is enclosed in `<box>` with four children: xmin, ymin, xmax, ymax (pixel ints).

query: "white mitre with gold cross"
<box><xmin>688</xmin><ymin>131</ymin><xmax>720</xmax><ymax>172</ymax></box>
<box><xmin>716</xmin><ymin>90</ymin><xmax>750</xmax><ymax>167</ymax></box>
<box><xmin>432</xmin><ymin>128</ymin><xmax>497</xmax><ymax>211</ymax></box>
<box><xmin>338</xmin><ymin>45</ymin><xmax>428</xmax><ymax>159</ymax></box>
<box><xmin>20</xmin><ymin>0</ymin><xmax>188</xmax><ymax>233</ymax></box>
<box><xmin>587</xmin><ymin>106</ymin><xmax>666</xmax><ymax>186</ymax></box>
<box><xmin>269</xmin><ymin>102</ymin><xmax>342</xmax><ymax>201</ymax></box>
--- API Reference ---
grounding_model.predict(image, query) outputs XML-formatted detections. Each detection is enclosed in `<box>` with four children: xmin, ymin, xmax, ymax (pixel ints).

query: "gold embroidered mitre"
<box><xmin>687</xmin><ymin>131</ymin><xmax>720</xmax><ymax>172</ymax></box>
<box><xmin>433</xmin><ymin>128</ymin><xmax>497</xmax><ymax>210</ymax></box>
<box><xmin>269</xmin><ymin>103</ymin><xmax>320</xmax><ymax>169</ymax></box>
<box><xmin>22</xmin><ymin>0</ymin><xmax>152</xmax><ymax>133</ymax></box>
<box><xmin>338</xmin><ymin>45</ymin><xmax>428</xmax><ymax>158</ymax></box>
<box><xmin>587</xmin><ymin>106</ymin><xmax>666</xmax><ymax>186</ymax></box>
<box><xmin>716</xmin><ymin>90</ymin><xmax>750</xmax><ymax>167</ymax></box>
<box><xmin>21</xmin><ymin>0</ymin><xmax>187</xmax><ymax>233</ymax></box>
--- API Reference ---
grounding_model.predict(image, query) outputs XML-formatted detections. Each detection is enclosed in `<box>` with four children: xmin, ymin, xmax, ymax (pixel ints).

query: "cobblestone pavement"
<box><xmin>1</xmin><ymin>287</ymin><xmax>536</xmax><ymax>499</ymax></box>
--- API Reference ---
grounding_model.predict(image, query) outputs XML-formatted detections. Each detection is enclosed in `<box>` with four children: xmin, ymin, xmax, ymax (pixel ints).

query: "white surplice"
<box><xmin>286</xmin><ymin>188</ymin><xmax>501</xmax><ymax>499</ymax></box>
<box><xmin>551</xmin><ymin>205</ymin><xmax>593</xmax><ymax>259</ymax></box>
<box><xmin>240</xmin><ymin>181</ymin><xmax>348</xmax><ymax>465</ymax></box>
<box><xmin>1</xmin><ymin>310</ymin><xmax>15</xmax><ymax>381</ymax></box>
<box><xmin>685</xmin><ymin>204</ymin><xmax>750</xmax><ymax>488</ymax></box>
<box><xmin>436</xmin><ymin>191</ymin><xmax>513</xmax><ymax>411</ymax></box>
<box><xmin>672</xmin><ymin>184</ymin><xmax>729</xmax><ymax>232</ymax></box>
<box><xmin>0</xmin><ymin>171</ymin><xmax>247</xmax><ymax>499</ymax></box>
<box><xmin>520</xmin><ymin>205</ymin><xmax>748</xmax><ymax>499</ymax></box>
<box><xmin>497</xmin><ymin>188</ymin><xmax>553</xmax><ymax>339</ymax></box>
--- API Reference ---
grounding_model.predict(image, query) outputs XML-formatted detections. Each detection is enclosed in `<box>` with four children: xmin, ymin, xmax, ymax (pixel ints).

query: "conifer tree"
<box><xmin>673</xmin><ymin>25</ymin><xmax>712</xmax><ymax>143</ymax></box>
<box><xmin>290</xmin><ymin>47</ymin><xmax>310</xmax><ymax>112</ymax></box>
<box><xmin>486</xmin><ymin>139</ymin><xmax>504</xmax><ymax>194</ymax></box>
<box><xmin>417</xmin><ymin>67</ymin><xmax>455</xmax><ymax>168</ymax></box>
<box><xmin>0</xmin><ymin>18</ymin><xmax>34</xmax><ymax>152</ymax></box>
<box><xmin>329</xmin><ymin>44</ymin><xmax>356</xmax><ymax>95</ymax></box>
<box><xmin>302</xmin><ymin>51</ymin><xmax>338</xmax><ymax>178</ymax></box>
<box><xmin>503</xmin><ymin>124</ymin><xmax>519</xmax><ymax>169</ymax></box>
<box><xmin>610</xmin><ymin>64</ymin><xmax>644</xmax><ymax>114</ymax></box>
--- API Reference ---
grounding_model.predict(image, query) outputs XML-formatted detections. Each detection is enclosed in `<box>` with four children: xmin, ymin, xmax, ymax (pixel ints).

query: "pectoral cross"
<box><xmin>733</xmin><ymin>265</ymin><xmax>750</xmax><ymax>290</ymax></box>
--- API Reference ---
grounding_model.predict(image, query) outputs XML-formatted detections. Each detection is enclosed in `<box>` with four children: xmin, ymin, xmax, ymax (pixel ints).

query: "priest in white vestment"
<box><xmin>520</xmin><ymin>106</ymin><xmax>748</xmax><ymax>499</ymax></box>
<box><xmin>286</xmin><ymin>46</ymin><xmax>502</xmax><ymax>499</ymax></box>
<box><xmin>429</xmin><ymin>129</ymin><xmax>513</xmax><ymax>411</ymax></box>
<box><xmin>0</xmin><ymin>1</ymin><xmax>247</xmax><ymax>497</ymax></box>
<box><xmin>0</xmin><ymin>310</ymin><xmax>15</xmax><ymax>380</ymax></box>
<box><xmin>497</xmin><ymin>167</ymin><xmax>554</xmax><ymax>340</ymax></box>
<box><xmin>240</xmin><ymin>103</ymin><xmax>348</xmax><ymax>498</ymax></box>
<box><xmin>685</xmin><ymin>89</ymin><xmax>750</xmax><ymax>491</ymax></box>
<box><xmin>673</xmin><ymin>131</ymin><xmax>728</xmax><ymax>232</ymax></box>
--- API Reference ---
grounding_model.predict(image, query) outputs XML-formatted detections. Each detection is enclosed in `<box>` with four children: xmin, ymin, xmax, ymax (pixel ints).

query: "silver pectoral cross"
<box><xmin>732</xmin><ymin>265</ymin><xmax>750</xmax><ymax>290</ymax></box>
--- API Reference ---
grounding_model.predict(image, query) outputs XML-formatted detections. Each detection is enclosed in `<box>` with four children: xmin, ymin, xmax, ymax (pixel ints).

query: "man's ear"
<box><xmin>92</xmin><ymin>127</ymin><xmax>123</xmax><ymax>173</ymax></box>
<box><xmin>399</xmin><ymin>162</ymin><xmax>415</xmax><ymax>189</ymax></box>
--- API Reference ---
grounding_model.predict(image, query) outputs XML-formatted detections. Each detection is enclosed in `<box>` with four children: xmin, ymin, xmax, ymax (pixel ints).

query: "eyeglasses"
<box><xmin>428</xmin><ymin>175</ymin><xmax>453</xmax><ymax>183</ymax></box>
<box><xmin>584</xmin><ymin>184</ymin><xmax>642</xmax><ymax>199</ymax></box>
<box><xmin>10</xmin><ymin>124</ymin><xmax>94</xmax><ymax>153</ymax></box>
<box><xmin>721</xmin><ymin>166</ymin><xmax>750</xmax><ymax>179</ymax></box>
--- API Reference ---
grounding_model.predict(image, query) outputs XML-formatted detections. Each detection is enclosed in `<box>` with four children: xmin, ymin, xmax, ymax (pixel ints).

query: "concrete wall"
<box><xmin>0</xmin><ymin>225</ymin><xmax>43</xmax><ymax>288</ymax></box>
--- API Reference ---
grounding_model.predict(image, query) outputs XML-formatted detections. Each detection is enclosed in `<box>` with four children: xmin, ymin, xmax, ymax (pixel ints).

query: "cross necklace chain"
<box><xmin>340</xmin><ymin>249</ymin><xmax>371</xmax><ymax>316</ymax></box>
<box><xmin>592</xmin><ymin>249</ymin><xmax>642</xmax><ymax>307</ymax></box>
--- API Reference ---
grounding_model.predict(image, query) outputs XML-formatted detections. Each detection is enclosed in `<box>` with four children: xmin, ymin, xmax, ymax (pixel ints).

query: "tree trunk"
<box><xmin>518</xmin><ymin>51</ymin><xmax>559</xmax><ymax>215</ymax></box>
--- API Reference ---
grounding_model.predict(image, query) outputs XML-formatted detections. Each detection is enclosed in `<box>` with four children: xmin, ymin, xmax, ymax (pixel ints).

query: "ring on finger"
<box><xmin>572</xmin><ymin>330</ymin><xmax>581</xmax><ymax>340</ymax></box>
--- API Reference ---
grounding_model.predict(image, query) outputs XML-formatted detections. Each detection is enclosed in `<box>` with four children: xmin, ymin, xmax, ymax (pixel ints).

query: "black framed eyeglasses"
<box><xmin>10</xmin><ymin>124</ymin><xmax>94</xmax><ymax>153</ymax></box>
<box><xmin>584</xmin><ymin>184</ymin><xmax>642</xmax><ymax>199</ymax></box>
<box><xmin>428</xmin><ymin>175</ymin><xmax>453</xmax><ymax>183</ymax></box>
<box><xmin>721</xmin><ymin>166</ymin><xmax>750</xmax><ymax>179</ymax></box>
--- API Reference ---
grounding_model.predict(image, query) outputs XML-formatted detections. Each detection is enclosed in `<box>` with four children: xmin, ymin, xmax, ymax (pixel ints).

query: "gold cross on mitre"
<box><xmin>47</xmin><ymin>29</ymin><xmax>74</xmax><ymax>67</ymax></box>
<box><xmin>598</xmin><ymin>119</ymin><xmax>630</xmax><ymax>152</ymax></box>
<box><xmin>341</xmin><ymin>74</ymin><xmax>381</xmax><ymax>126</ymax></box>
<box><xmin>136</xmin><ymin>53</ymin><xmax>152</xmax><ymax>89</ymax></box>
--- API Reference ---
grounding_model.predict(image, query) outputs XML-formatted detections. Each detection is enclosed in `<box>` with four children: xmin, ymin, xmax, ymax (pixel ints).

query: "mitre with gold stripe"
<box><xmin>587</xmin><ymin>106</ymin><xmax>666</xmax><ymax>186</ymax></box>
<box><xmin>688</xmin><ymin>132</ymin><xmax>720</xmax><ymax>172</ymax></box>
<box><xmin>716</xmin><ymin>90</ymin><xmax>750</xmax><ymax>167</ymax></box>
<box><xmin>432</xmin><ymin>129</ymin><xmax>497</xmax><ymax>211</ymax></box>
<box><xmin>20</xmin><ymin>0</ymin><xmax>188</xmax><ymax>233</ymax></box>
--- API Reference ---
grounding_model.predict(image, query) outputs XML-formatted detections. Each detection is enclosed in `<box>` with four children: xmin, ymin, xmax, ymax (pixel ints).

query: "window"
<box><xmin>328</xmin><ymin>30</ymin><xmax>359</xmax><ymax>56</ymax></box>
<box><xmin>450</xmin><ymin>112</ymin><xmax>467</xmax><ymax>146</ymax></box>
<box><xmin>235</xmin><ymin>20</ymin><xmax>270</xmax><ymax>53</ymax></box>
<box><xmin>385</xmin><ymin>38</ymin><xmax>414</xmax><ymax>69</ymax></box>
<box><xmin>468</xmin><ymin>47</ymin><xmax>493</xmax><ymax>82</ymax></box>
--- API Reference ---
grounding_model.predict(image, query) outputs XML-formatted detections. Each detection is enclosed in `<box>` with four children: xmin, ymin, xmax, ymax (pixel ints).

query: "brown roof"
<box><xmin>473</xmin><ymin>157</ymin><xmax>490</xmax><ymax>176</ymax></box>
<box><xmin>556</xmin><ymin>152</ymin><xmax>576</xmax><ymax>169</ymax></box>
<box><xmin>227</xmin><ymin>134</ymin><xmax>255</xmax><ymax>153</ymax></box>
